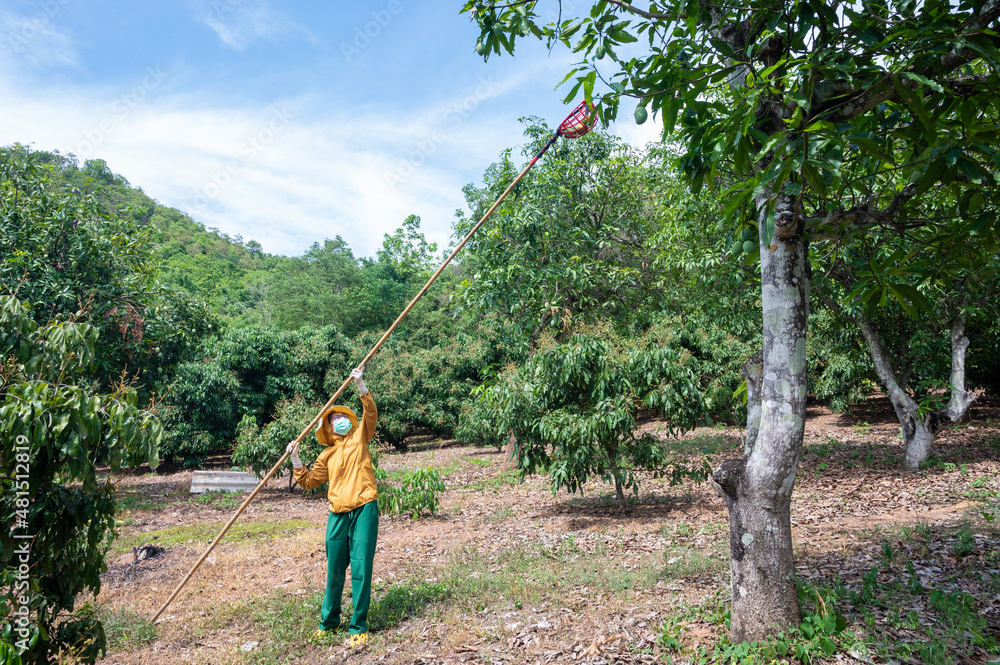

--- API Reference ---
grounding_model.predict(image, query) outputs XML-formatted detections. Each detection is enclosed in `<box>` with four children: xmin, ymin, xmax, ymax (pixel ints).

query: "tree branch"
<box><xmin>851</xmin><ymin>311</ymin><xmax>919</xmax><ymax>424</ymax></box>
<box><xmin>803</xmin><ymin>182</ymin><xmax>919</xmax><ymax>230</ymax></box>
<box><xmin>814</xmin><ymin>7</ymin><xmax>1000</xmax><ymax>123</ymax></box>
<box><xmin>473</xmin><ymin>0</ymin><xmax>535</xmax><ymax>10</ymax></box>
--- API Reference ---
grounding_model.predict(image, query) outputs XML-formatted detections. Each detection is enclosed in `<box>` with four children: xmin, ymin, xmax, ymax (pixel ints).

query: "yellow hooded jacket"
<box><xmin>292</xmin><ymin>391</ymin><xmax>378</xmax><ymax>513</ymax></box>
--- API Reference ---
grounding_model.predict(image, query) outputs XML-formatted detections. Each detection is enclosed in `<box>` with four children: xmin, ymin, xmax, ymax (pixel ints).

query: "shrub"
<box><xmin>375</xmin><ymin>467</ymin><xmax>446</xmax><ymax>517</ymax></box>
<box><xmin>232</xmin><ymin>397</ymin><xmax>328</xmax><ymax>491</ymax></box>
<box><xmin>0</xmin><ymin>297</ymin><xmax>160</xmax><ymax>664</ymax></box>
<box><xmin>464</xmin><ymin>329</ymin><xmax>711</xmax><ymax>508</ymax></box>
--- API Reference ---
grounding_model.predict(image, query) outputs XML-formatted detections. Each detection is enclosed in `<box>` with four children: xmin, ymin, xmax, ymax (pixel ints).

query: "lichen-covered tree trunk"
<box><xmin>856</xmin><ymin>310</ymin><xmax>976</xmax><ymax>470</ymax></box>
<box><xmin>904</xmin><ymin>421</ymin><xmax>937</xmax><ymax>469</ymax></box>
<box><xmin>742</xmin><ymin>348</ymin><xmax>764</xmax><ymax>453</ymax></box>
<box><xmin>713</xmin><ymin>190</ymin><xmax>807</xmax><ymax>641</ymax></box>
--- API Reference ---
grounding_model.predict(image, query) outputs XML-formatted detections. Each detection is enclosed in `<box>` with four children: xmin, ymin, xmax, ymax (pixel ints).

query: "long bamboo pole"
<box><xmin>149</xmin><ymin>129</ymin><xmax>568</xmax><ymax>623</ymax></box>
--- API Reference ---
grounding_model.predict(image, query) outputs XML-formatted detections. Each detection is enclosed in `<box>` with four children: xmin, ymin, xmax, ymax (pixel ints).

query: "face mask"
<box><xmin>332</xmin><ymin>418</ymin><xmax>352</xmax><ymax>435</ymax></box>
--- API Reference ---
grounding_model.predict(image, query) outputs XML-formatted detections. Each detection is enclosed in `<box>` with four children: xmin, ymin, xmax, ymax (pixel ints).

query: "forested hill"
<box><xmin>16</xmin><ymin>148</ymin><xmax>281</xmax><ymax>322</ymax></box>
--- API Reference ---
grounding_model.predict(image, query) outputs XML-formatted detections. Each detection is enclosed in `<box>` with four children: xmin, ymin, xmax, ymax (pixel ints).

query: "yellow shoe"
<box><xmin>309</xmin><ymin>629</ymin><xmax>329</xmax><ymax>644</ymax></box>
<box><xmin>347</xmin><ymin>632</ymin><xmax>369</xmax><ymax>648</ymax></box>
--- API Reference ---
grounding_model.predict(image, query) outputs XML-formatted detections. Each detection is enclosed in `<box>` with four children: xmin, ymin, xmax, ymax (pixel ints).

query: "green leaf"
<box><xmin>966</xmin><ymin>33</ymin><xmax>1000</xmax><ymax>69</ymax></box>
<box><xmin>762</xmin><ymin>209</ymin><xmax>776</xmax><ymax>247</ymax></box>
<box><xmin>914</xmin><ymin>157</ymin><xmax>945</xmax><ymax>197</ymax></box>
<box><xmin>560</xmin><ymin>20</ymin><xmax>583</xmax><ymax>40</ymax></box>
<box><xmin>856</xmin><ymin>27</ymin><xmax>881</xmax><ymax>46</ymax></box>
<box><xmin>685</xmin><ymin>0</ymin><xmax>699</xmax><ymax>37</ymax></box>
<box><xmin>787</xmin><ymin>90</ymin><xmax>810</xmax><ymax>110</ymax></box>
<box><xmin>955</xmin><ymin>156</ymin><xmax>982</xmax><ymax>184</ymax></box>
<box><xmin>663</xmin><ymin>96</ymin><xmax>681</xmax><ymax>135</ymax></box>
<box><xmin>889</xmin><ymin>283</ymin><xmax>933</xmax><ymax>316</ymax></box>
<box><xmin>754</xmin><ymin>132</ymin><xmax>786</xmax><ymax>161</ymax></box>
<box><xmin>901</xmin><ymin>71</ymin><xmax>944</xmax><ymax>93</ymax></box>
<box><xmin>889</xmin><ymin>285</ymin><xmax>918</xmax><ymax>317</ymax></box>
<box><xmin>608</xmin><ymin>27</ymin><xmax>637</xmax><ymax>44</ymax></box>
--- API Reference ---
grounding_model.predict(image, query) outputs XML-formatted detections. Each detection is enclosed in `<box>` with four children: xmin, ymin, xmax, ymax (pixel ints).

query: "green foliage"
<box><xmin>662</xmin><ymin>583</ymin><xmax>850</xmax><ymax>664</ymax></box>
<box><xmin>460</xmin><ymin>0</ymin><xmax>1000</xmax><ymax>457</ymax></box>
<box><xmin>456</xmin><ymin>125</ymin><xmax>668</xmax><ymax>339</ymax></box>
<box><xmin>157</xmin><ymin>359</ymin><xmax>240</xmax><ymax>466</ymax></box>
<box><xmin>465</xmin><ymin>329</ymin><xmax>710</xmax><ymax>507</ymax></box>
<box><xmin>644</xmin><ymin>150</ymin><xmax>761</xmax><ymax>343</ymax></box>
<box><xmin>232</xmin><ymin>397</ymin><xmax>327</xmax><ymax>489</ymax></box>
<box><xmin>364</xmin><ymin>315</ymin><xmax>513</xmax><ymax>449</ymax></box>
<box><xmin>221</xmin><ymin>315</ymin><xmax>511</xmax><ymax>468</ymax></box>
<box><xmin>375</xmin><ymin>467</ymin><xmax>446</xmax><ymax>518</ymax></box>
<box><xmin>161</xmin><ymin>325</ymin><xmax>351</xmax><ymax>466</ymax></box>
<box><xmin>812</xmin><ymin>221</ymin><xmax>1000</xmax><ymax>418</ymax></box>
<box><xmin>0</xmin><ymin>296</ymin><xmax>160</xmax><ymax>664</ymax></box>
<box><xmin>98</xmin><ymin>607</ymin><xmax>157</xmax><ymax>653</ymax></box>
<box><xmin>848</xmin><ymin>561</ymin><xmax>999</xmax><ymax>664</ymax></box>
<box><xmin>465</xmin><ymin>0</ymin><xmax>1000</xmax><ymax>240</ymax></box>
<box><xmin>643</xmin><ymin>315</ymin><xmax>753</xmax><ymax>424</ymax></box>
<box><xmin>0</xmin><ymin>640</ymin><xmax>21</xmax><ymax>665</ymax></box>
<box><xmin>367</xmin><ymin>580</ymin><xmax>451</xmax><ymax>632</ymax></box>
<box><xmin>809</xmin><ymin>308</ymin><xmax>877</xmax><ymax>413</ymax></box>
<box><xmin>186</xmin><ymin>489</ymin><xmax>244</xmax><ymax>511</ymax></box>
<box><xmin>264</xmin><ymin>215</ymin><xmax>441</xmax><ymax>336</ymax></box>
<box><xmin>0</xmin><ymin>145</ymin><xmax>213</xmax><ymax>400</ymax></box>
<box><xmin>266</xmin><ymin>237</ymin><xmax>364</xmax><ymax>330</ymax></box>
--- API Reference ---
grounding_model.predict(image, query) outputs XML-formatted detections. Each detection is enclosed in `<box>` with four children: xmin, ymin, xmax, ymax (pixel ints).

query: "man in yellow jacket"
<box><xmin>286</xmin><ymin>365</ymin><xmax>378</xmax><ymax>647</ymax></box>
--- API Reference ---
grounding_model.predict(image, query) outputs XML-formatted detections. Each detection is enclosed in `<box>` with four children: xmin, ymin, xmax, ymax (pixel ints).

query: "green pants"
<box><xmin>321</xmin><ymin>500</ymin><xmax>378</xmax><ymax>634</ymax></box>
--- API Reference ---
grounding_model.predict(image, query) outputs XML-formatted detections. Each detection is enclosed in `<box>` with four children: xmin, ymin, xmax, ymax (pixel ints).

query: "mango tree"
<box><xmin>814</xmin><ymin>217</ymin><xmax>1000</xmax><ymax>468</ymax></box>
<box><xmin>455</xmin><ymin>125</ymin><xmax>667</xmax><ymax>344</ymax></box>
<box><xmin>0</xmin><ymin>296</ymin><xmax>161</xmax><ymax>664</ymax></box>
<box><xmin>460</xmin><ymin>0</ymin><xmax>1000</xmax><ymax>641</ymax></box>
<box><xmin>472</xmin><ymin>331</ymin><xmax>709</xmax><ymax>508</ymax></box>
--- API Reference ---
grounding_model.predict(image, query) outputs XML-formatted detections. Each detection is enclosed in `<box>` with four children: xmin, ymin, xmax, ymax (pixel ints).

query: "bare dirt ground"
<box><xmin>92</xmin><ymin>397</ymin><xmax>1000</xmax><ymax>665</ymax></box>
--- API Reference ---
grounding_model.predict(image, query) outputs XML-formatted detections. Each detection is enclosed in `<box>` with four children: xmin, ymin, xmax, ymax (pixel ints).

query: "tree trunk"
<box><xmin>614</xmin><ymin>476</ymin><xmax>627</xmax><ymax>509</ymax></box>
<box><xmin>714</xmin><ymin>189</ymin><xmax>807</xmax><ymax>642</ymax></box>
<box><xmin>904</xmin><ymin>420</ymin><xmax>937</xmax><ymax>469</ymax></box>
<box><xmin>856</xmin><ymin>310</ymin><xmax>976</xmax><ymax>470</ymax></box>
<box><xmin>742</xmin><ymin>349</ymin><xmax>764</xmax><ymax>454</ymax></box>
<box><xmin>501</xmin><ymin>431</ymin><xmax>518</xmax><ymax>472</ymax></box>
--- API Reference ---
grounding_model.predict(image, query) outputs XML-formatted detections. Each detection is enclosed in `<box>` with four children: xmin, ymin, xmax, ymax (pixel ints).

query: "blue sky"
<box><xmin>1</xmin><ymin>0</ymin><xmax>660</xmax><ymax>258</ymax></box>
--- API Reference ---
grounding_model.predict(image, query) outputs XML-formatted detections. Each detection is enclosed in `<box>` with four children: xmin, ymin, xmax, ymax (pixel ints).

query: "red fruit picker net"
<box><xmin>558</xmin><ymin>101</ymin><xmax>597</xmax><ymax>138</ymax></box>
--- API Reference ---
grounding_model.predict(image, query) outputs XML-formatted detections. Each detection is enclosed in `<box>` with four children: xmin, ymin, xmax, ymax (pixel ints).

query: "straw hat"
<box><xmin>316</xmin><ymin>405</ymin><xmax>359</xmax><ymax>445</ymax></box>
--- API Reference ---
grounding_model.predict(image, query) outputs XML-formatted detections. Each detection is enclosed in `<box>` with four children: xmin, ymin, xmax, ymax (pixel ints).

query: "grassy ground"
<box><xmin>92</xmin><ymin>397</ymin><xmax>1000</xmax><ymax>664</ymax></box>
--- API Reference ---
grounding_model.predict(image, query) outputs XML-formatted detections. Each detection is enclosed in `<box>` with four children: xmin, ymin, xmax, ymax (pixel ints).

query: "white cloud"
<box><xmin>0</xmin><ymin>8</ymin><xmax>78</xmax><ymax>70</ymax></box>
<box><xmin>0</xmin><ymin>41</ymin><xmax>660</xmax><ymax>261</ymax></box>
<box><xmin>0</xmin><ymin>62</ymin><xmax>528</xmax><ymax>258</ymax></box>
<box><xmin>614</xmin><ymin>111</ymin><xmax>665</xmax><ymax>149</ymax></box>
<box><xmin>193</xmin><ymin>0</ymin><xmax>315</xmax><ymax>51</ymax></box>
